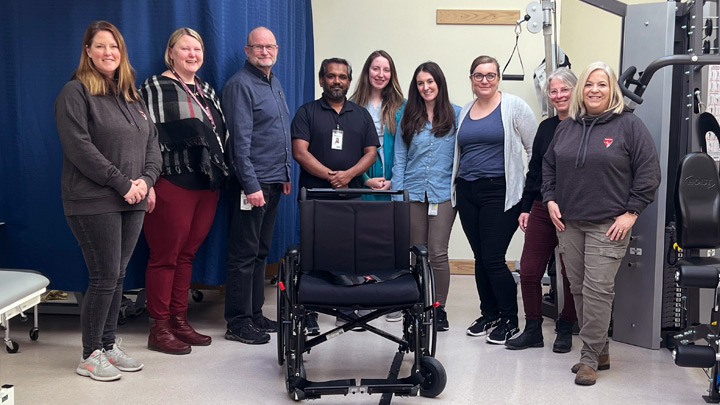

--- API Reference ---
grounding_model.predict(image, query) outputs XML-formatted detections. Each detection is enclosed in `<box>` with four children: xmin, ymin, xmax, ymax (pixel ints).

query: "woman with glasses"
<box><xmin>451</xmin><ymin>55</ymin><xmax>537</xmax><ymax>345</ymax></box>
<box><xmin>394</xmin><ymin>62</ymin><xmax>459</xmax><ymax>331</ymax></box>
<box><xmin>505</xmin><ymin>67</ymin><xmax>578</xmax><ymax>352</ymax></box>
<box><xmin>139</xmin><ymin>27</ymin><xmax>229</xmax><ymax>355</ymax></box>
<box><xmin>542</xmin><ymin>62</ymin><xmax>660</xmax><ymax>385</ymax></box>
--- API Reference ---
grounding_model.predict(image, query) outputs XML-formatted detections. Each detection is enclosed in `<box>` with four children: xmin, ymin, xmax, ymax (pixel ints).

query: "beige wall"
<box><xmin>311</xmin><ymin>0</ymin><xmax>655</xmax><ymax>260</ymax></box>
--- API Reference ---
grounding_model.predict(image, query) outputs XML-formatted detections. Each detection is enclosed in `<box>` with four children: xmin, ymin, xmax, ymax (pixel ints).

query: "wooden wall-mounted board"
<box><xmin>436</xmin><ymin>9</ymin><xmax>520</xmax><ymax>25</ymax></box>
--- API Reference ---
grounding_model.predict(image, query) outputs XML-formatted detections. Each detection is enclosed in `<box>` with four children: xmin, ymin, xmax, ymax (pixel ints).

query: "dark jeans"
<box><xmin>225</xmin><ymin>179</ymin><xmax>282</xmax><ymax>331</ymax></box>
<box><xmin>66</xmin><ymin>210</ymin><xmax>145</xmax><ymax>358</ymax></box>
<box><xmin>456</xmin><ymin>177</ymin><xmax>520</xmax><ymax>323</ymax></box>
<box><xmin>519</xmin><ymin>200</ymin><xmax>577</xmax><ymax>322</ymax></box>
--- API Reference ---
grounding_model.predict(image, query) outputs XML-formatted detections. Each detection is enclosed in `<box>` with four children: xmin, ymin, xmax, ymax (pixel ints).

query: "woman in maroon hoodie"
<box><xmin>542</xmin><ymin>61</ymin><xmax>660</xmax><ymax>386</ymax></box>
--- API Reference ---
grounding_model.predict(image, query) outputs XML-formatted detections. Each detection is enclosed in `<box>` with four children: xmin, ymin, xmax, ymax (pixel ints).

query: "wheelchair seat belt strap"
<box><xmin>301</xmin><ymin>269</ymin><xmax>412</xmax><ymax>287</ymax></box>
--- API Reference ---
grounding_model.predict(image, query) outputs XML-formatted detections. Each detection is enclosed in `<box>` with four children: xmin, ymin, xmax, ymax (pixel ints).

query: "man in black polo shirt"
<box><xmin>291</xmin><ymin>58</ymin><xmax>379</xmax><ymax>333</ymax></box>
<box><xmin>292</xmin><ymin>58</ymin><xmax>378</xmax><ymax>192</ymax></box>
<box><xmin>222</xmin><ymin>26</ymin><xmax>292</xmax><ymax>345</ymax></box>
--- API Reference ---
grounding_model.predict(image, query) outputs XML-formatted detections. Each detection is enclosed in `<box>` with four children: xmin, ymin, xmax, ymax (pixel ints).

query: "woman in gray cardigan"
<box><xmin>451</xmin><ymin>55</ymin><xmax>536</xmax><ymax>345</ymax></box>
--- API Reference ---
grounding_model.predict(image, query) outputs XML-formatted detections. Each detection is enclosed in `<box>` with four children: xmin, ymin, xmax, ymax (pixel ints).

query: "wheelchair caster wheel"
<box><xmin>30</xmin><ymin>327</ymin><xmax>39</xmax><ymax>341</ymax></box>
<box><xmin>673</xmin><ymin>344</ymin><xmax>717</xmax><ymax>368</ymax></box>
<box><xmin>5</xmin><ymin>340</ymin><xmax>19</xmax><ymax>354</ymax></box>
<box><xmin>289</xmin><ymin>389</ymin><xmax>306</xmax><ymax>401</ymax></box>
<box><xmin>191</xmin><ymin>289</ymin><xmax>204</xmax><ymax>302</ymax></box>
<box><xmin>418</xmin><ymin>356</ymin><xmax>447</xmax><ymax>398</ymax></box>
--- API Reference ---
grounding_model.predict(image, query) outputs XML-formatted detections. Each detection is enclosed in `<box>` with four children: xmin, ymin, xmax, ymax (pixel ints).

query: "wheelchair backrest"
<box><xmin>299</xmin><ymin>199</ymin><xmax>411</xmax><ymax>274</ymax></box>
<box><xmin>675</xmin><ymin>152</ymin><xmax>720</xmax><ymax>249</ymax></box>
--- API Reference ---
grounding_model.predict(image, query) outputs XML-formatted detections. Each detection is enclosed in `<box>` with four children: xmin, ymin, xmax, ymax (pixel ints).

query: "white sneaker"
<box><xmin>385</xmin><ymin>311</ymin><xmax>402</xmax><ymax>322</ymax></box>
<box><xmin>105</xmin><ymin>338</ymin><xmax>144</xmax><ymax>372</ymax></box>
<box><xmin>76</xmin><ymin>349</ymin><xmax>122</xmax><ymax>381</ymax></box>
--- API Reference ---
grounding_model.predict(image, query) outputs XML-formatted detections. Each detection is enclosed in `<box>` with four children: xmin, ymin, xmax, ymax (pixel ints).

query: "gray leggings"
<box><xmin>409</xmin><ymin>200</ymin><xmax>456</xmax><ymax>305</ymax></box>
<box><xmin>66</xmin><ymin>210</ymin><xmax>145</xmax><ymax>358</ymax></box>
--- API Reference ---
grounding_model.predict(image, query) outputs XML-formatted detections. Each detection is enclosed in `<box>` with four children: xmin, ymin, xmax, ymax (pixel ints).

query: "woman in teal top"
<box><xmin>350</xmin><ymin>50</ymin><xmax>405</xmax><ymax>201</ymax></box>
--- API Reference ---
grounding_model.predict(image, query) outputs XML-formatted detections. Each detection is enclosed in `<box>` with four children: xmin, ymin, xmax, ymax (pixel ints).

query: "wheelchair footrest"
<box><xmin>300</xmin><ymin>378</ymin><xmax>418</xmax><ymax>397</ymax></box>
<box><xmin>360</xmin><ymin>378</ymin><xmax>418</xmax><ymax>396</ymax></box>
<box><xmin>302</xmin><ymin>379</ymin><xmax>357</xmax><ymax>397</ymax></box>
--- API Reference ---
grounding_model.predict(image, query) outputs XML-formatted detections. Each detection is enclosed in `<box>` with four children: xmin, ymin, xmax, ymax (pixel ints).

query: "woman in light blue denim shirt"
<box><xmin>393</xmin><ymin>61</ymin><xmax>460</xmax><ymax>331</ymax></box>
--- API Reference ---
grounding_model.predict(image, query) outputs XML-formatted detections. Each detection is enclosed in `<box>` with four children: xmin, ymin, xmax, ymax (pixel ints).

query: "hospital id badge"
<box><xmin>331</xmin><ymin>129</ymin><xmax>343</xmax><ymax>150</ymax></box>
<box><xmin>240</xmin><ymin>190</ymin><xmax>253</xmax><ymax>211</ymax></box>
<box><xmin>428</xmin><ymin>203</ymin><xmax>439</xmax><ymax>216</ymax></box>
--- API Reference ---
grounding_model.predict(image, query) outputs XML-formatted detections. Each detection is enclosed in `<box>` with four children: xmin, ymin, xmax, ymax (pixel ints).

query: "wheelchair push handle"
<box><xmin>301</xmin><ymin>187</ymin><xmax>409</xmax><ymax>201</ymax></box>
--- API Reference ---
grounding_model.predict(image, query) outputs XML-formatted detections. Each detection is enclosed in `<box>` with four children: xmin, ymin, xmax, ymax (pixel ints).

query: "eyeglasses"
<box><xmin>549</xmin><ymin>88</ymin><xmax>572</xmax><ymax>97</ymax></box>
<box><xmin>471</xmin><ymin>73</ymin><xmax>498</xmax><ymax>82</ymax></box>
<box><xmin>247</xmin><ymin>44</ymin><xmax>278</xmax><ymax>52</ymax></box>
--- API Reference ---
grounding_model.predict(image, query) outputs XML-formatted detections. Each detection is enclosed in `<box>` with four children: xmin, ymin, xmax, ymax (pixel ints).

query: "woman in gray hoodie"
<box><xmin>55</xmin><ymin>21</ymin><xmax>161</xmax><ymax>382</ymax></box>
<box><xmin>542</xmin><ymin>61</ymin><xmax>660</xmax><ymax>386</ymax></box>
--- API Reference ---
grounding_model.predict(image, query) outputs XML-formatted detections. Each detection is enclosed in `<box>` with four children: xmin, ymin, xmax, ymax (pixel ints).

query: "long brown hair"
<box><xmin>350</xmin><ymin>50</ymin><xmax>404</xmax><ymax>136</ymax></box>
<box><xmin>400</xmin><ymin>62</ymin><xmax>455</xmax><ymax>145</ymax></box>
<box><xmin>73</xmin><ymin>21</ymin><xmax>139</xmax><ymax>102</ymax></box>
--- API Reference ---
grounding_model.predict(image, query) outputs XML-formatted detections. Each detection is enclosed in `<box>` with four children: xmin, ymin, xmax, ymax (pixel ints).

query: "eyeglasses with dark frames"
<box><xmin>471</xmin><ymin>73</ymin><xmax>498</xmax><ymax>82</ymax></box>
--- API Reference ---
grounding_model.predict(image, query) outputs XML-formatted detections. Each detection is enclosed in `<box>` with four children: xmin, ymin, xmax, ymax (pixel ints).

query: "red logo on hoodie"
<box><xmin>603</xmin><ymin>137</ymin><xmax>613</xmax><ymax>148</ymax></box>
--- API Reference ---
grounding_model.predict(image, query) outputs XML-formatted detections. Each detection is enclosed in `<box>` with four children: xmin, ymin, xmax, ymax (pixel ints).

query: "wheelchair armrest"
<box><xmin>285</xmin><ymin>244</ymin><xmax>299</xmax><ymax>258</ymax></box>
<box><xmin>411</xmin><ymin>244</ymin><xmax>428</xmax><ymax>258</ymax></box>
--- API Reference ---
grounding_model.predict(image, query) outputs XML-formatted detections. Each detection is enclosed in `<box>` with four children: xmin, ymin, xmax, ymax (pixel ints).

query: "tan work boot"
<box><xmin>571</xmin><ymin>354</ymin><xmax>609</xmax><ymax>373</ymax></box>
<box><xmin>575</xmin><ymin>364</ymin><xmax>597</xmax><ymax>385</ymax></box>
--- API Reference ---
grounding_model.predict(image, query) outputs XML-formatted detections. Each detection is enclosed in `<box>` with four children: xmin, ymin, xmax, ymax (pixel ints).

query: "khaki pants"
<box><xmin>557</xmin><ymin>219</ymin><xmax>630</xmax><ymax>370</ymax></box>
<box><xmin>410</xmin><ymin>200</ymin><xmax>456</xmax><ymax>305</ymax></box>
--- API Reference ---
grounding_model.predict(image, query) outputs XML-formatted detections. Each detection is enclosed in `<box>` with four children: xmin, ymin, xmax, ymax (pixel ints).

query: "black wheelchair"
<box><xmin>671</xmin><ymin>147</ymin><xmax>720</xmax><ymax>402</ymax></box>
<box><xmin>276</xmin><ymin>188</ymin><xmax>447</xmax><ymax>401</ymax></box>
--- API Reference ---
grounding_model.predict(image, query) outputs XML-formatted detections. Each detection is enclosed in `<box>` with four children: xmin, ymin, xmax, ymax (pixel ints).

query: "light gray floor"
<box><xmin>0</xmin><ymin>275</ymin><xmax>708</xmax><ymax>405</ymax></box>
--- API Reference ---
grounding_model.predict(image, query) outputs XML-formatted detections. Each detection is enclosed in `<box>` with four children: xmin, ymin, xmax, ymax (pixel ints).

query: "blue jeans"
<box><xmin>456</xmin><ymin>177</ymin><xmax>520</xmax><ymax>323</ymax></box>
<box><xmin>66</xmin><ymin>210</ymin><xmax>145</xmax><ymax>358</ymax></box>
<box><xmin>225</xmin><ymin>179</ymin><xmax>282</xmax><ymax>331</ymax></box>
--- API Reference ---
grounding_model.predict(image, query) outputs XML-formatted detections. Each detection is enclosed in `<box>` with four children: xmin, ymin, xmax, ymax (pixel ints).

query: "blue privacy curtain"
<box><xmin>0</xmin><ymin>0</ymin><xmax>314</xmax><ymax>291</ymax></box>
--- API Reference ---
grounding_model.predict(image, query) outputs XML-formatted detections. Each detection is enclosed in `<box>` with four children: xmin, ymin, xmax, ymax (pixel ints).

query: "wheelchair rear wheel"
<box><xmin>418</xmin><ymin>356</ymin><xmax>447</xmax><ymax>398</ymax></box>
<box><xmin>277</xmin><ymin>264</ymin><xmax>286</xmax><ymax>366</ymax></box>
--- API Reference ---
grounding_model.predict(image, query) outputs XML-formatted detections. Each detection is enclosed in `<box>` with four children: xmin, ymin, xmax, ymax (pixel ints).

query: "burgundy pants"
<box><xmin>519</xmin><ymin>200</ymin><xmax>577</xmax><ymax>322</ymax></box>
<box><xmin>144</xmin><ymin>178</ymin><xmax>219</xmax><ymax>320</ymax></box>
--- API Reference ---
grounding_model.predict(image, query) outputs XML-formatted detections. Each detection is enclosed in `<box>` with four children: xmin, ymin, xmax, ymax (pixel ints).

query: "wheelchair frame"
<box><xmin>275</xmin><ymin>188</ymin><xmax>447</xmax><ymax>401</ymax></box>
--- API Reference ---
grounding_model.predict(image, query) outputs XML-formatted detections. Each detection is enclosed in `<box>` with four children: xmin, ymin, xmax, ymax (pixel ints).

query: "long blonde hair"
<box><xmin>73</xmin><ymin>21</ymin><xmax>139</xmax><ymax>102</ymax></box>
<box><xmin>350</xmin><ymin>50</ymin><xmax>404</xmax><ymax>136</ymax></box>
<box><xmin>569</xmin><ymin>61</ymin><xmax>624</xmax><ymax>119</ymax></box>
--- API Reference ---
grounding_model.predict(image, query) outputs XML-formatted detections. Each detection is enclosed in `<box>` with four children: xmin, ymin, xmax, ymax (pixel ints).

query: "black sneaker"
<box><xmin>436</xmin><ymin>306</ymin><xmax>449</xmax><ymax>332</ymax></box>
<box><xmin>253</xmin><ymin>316</ymin><xmax>278</xmax><ymax>333</ymax></box>
<box><xmin>466</xmin><ymin>316</ymin><xmax>500</xmax><ymax>337</ymax></box>
<box><xmin>486</xmin><ymin>320</ymin><xmax>520</xmax><ymax>345</ymax></box>
<box><xmin>305</xmin><ymin>312</ymin><xmax>320</xmax><ymax>336</ymax></box>
<box><xmin>225</xmin><ymin>323</ymin><xmax>270</xmax><ymax>345</ymax></box>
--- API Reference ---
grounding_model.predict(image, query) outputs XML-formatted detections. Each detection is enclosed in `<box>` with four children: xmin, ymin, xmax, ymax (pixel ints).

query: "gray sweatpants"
<box><xmin>557</xmin><ymin>219</ymin><xmax>630</xmax><ymax>370</ymax></box>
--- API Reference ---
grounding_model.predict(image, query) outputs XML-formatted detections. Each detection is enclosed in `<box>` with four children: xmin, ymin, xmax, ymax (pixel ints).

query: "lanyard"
<box><xmin>170</xmin><ymin>69</ymin><xmax>216</xmax><ymax>132</ymax></box>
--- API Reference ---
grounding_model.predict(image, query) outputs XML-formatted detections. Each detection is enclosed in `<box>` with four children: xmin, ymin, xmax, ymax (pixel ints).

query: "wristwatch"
<box><xmin>627</xmin><ymin>210</ymin><xmax>640</xmax><ymax>216</ymax></box>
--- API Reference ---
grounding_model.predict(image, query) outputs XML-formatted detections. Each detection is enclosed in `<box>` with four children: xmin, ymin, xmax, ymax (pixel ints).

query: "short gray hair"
<box><xmin>545</xmin><ymin>67</ymin><xmax>577</xmax><ymax>94</ymax></box>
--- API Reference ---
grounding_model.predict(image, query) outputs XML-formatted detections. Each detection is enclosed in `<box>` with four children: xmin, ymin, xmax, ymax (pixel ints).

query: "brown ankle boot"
<box><xmin>148</xmin><ymin>318</ymin><xmax>191</xmax><ymax>355</ymax></box>
<box><xmin>572</xmin><ymin>355</ymin><xmax>610</xmax><ymax>373</ymax></box>
<box><xmin>170</xmin><ymin>312</ymin><xmax>212</xmax><ymax>346</ymax></box>
<box><xmin>574</xmin><ymin>364</ymin><xmax>597</xmax><ymax>385</ymax></box>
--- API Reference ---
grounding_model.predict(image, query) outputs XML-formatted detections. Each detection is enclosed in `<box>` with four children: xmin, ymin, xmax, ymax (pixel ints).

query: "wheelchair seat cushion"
<box><xmin>297</xmin><ymin>268</ymin><xmax>420</xmax><ymax>308</ymax></box>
